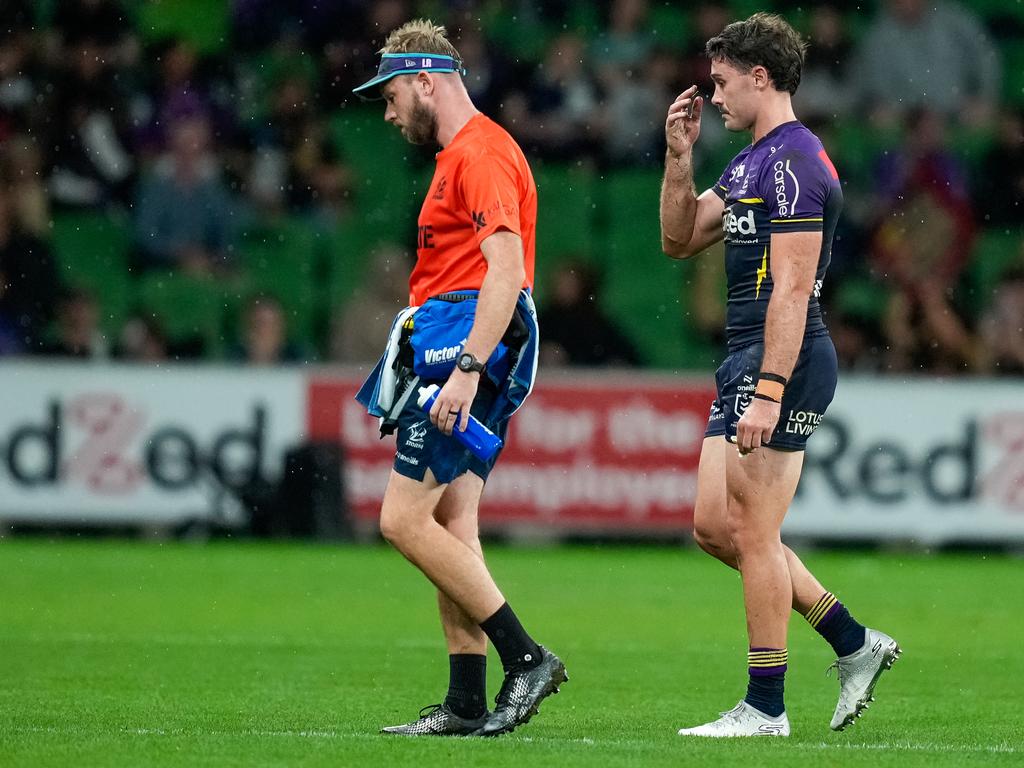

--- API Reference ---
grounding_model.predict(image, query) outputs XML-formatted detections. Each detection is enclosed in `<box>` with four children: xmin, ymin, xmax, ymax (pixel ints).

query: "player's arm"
<box><xmin>462</xmin><ymin>231</ymin><xmax>524</xmax><ymax>366</ymax></box>
<box><xmin>735</xmin><ymin>231</ymin><xmax>821</xmax><ymax>455</ymax></box>
<box><xmin>660</xmin><ymin>85</ymin><xmax>725</xmax><ymax>259</ymax></box>
<box><xmin>761</xmin><ymin>231</ymin><xmax>822</xmax><ymax>378</ymax></box>
<box><xmin>429</xmin><ymin>230</ymin><xmax>523</xmax><ymax>436</ymax></box>
<box><xmin>661</xmin><ymin>186</ymin><xmax>725</xmax><ymax>259</ymax></box>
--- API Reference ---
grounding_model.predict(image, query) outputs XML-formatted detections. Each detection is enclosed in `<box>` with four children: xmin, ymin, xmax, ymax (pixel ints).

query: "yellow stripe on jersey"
<box><xmin>738</xmin><ymin>197</ymin><xmax>764</xmax><ymax>204</ymax></box>
<box><xmin>754</xmin><ymin>246</ymin><xmax>768</xmax><ymax>300</ymax></box>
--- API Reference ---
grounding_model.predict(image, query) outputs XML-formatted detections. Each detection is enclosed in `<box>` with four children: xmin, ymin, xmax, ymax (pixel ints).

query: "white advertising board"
<box><xmin>0</xmin><ymin>362</ymin><xmax>305</xmax><ymax>526</ymax></box>
<box><xmin>789</xmin><ymin>377</ymin><xmax>1024</xmax><ymax>544</ymax></box>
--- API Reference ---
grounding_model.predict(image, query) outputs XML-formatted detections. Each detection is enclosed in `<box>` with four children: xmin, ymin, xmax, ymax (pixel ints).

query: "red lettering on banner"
<box><xmin>65</xmin><ymin>394</ymin><xmax>145</xmax><ymax>493</ymax></box>
<box><xmin>308</xmin><ymin>375</ymin><xmax>715</xmax><ymax>532</ymax></box>
<box><xmin>982</xmin><ymin>414</ymin><xmax>1024</xmax><ymax>511</ymax></box>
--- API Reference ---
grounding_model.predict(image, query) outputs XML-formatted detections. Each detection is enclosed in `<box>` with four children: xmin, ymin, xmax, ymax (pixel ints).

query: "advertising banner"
<box><xmin>311</xmin><ymin>372</ymin><xmax>1024</xmax><ymax>543</ymax></box>
<box><xmin>790</xmin><ymin>378</ymin><xmax>1024</xmax><ymax>544</ymax></box>
<box><xmin>0</xmin><ymin>362</ymin><xmax>305</xmax><ymax>526</ymax></box>
<box><xmin>308</xmin><ymin>373</ymin><xmax>714</xmax><ymax>533</ymax></box>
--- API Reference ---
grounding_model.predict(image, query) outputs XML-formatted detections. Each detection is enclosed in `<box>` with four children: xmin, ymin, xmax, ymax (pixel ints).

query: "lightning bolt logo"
<box><xmin>755</xmin><ymin>246</ymin><xmax>768</xmax><ymax>299</ymax></box>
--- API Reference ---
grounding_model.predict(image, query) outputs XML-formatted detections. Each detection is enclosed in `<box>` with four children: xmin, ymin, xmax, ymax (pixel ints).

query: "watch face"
<box><xmin>458</xmin><ymin>354</ymin><xmax>473</xmax><ymax>371</ymax></box>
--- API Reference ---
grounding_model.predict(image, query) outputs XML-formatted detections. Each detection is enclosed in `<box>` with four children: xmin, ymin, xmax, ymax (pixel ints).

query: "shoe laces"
<box><xmin>418</xmin><ymin>703</ymin><xmax>444</xmax><ymax>719</ymax></box>
<box><xmin>825</xmin><ymin>660</ymin><xmax>847</xmax><ymax>686</ymax></box>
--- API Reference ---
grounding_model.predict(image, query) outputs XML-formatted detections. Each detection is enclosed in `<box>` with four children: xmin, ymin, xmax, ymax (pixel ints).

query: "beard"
<box><xmin>401</xmin><ymin>96</ymin><xmax>438</xmax><ymax>145</ymax></box>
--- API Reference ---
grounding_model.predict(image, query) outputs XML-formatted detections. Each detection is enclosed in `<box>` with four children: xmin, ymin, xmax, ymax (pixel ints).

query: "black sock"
<box><xmin>444</xmin><ymin>654</ymin><xmax>487</xmax><ymax>719</ymax></box>
<box><xmin>479</xmin><ymin>602</ymin><xmax>541</xmax><ymax>672</ymax></box>
<box><xmin>805</xmin><ymin>592</ymin><xmax>867</xmax><ymax>658</ymax></box>
<box><xmin>745</xmin><ymin>648</ymin><xmax>787</xmax><ymax>717</ymax></box>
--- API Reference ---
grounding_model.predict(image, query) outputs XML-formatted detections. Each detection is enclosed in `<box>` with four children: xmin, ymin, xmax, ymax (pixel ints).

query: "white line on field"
<box><xmin>4</xmin><ymin>725</ymin><xmax>1019</xmax><ymax>755</ymax></box>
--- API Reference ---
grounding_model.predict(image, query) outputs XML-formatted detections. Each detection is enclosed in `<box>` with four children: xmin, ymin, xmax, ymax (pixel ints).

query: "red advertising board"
<box><xmin>308</xmin><ymin>373</ymin><xmax>716</xmax><ymax>533</ymax></box>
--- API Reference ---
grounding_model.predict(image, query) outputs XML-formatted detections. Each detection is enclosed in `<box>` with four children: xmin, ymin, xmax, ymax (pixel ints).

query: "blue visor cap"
<box><xmin>352</xmin><ymin>53</ymin><xmax>465</xmax><ymax>99</ymax></box>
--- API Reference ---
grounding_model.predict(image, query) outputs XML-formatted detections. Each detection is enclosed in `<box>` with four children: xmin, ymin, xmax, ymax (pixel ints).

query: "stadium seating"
<box><xmin>49</xmin><ymin>212</ymin><xmax>133</xmax><ymax>333</ymax></box>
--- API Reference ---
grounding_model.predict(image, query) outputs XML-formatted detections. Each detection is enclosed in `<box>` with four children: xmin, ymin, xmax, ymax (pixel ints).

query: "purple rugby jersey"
<box><xmin>712</xmin><ymin>120</ymin><xmax>843</xmax><ymax>351</ymax></box>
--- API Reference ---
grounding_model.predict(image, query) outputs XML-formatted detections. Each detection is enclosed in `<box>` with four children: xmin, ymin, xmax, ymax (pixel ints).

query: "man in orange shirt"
<box><xmin>353</xmin><ymin>20</ymin><xmax>566</xmax><ymax>737</ymax></box>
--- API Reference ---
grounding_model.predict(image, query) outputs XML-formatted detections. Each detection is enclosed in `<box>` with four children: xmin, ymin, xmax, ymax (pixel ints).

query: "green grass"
<box><xmin>1</xmin><ymin>540</ymin><xmax>1021</xmax><ymax>766</ymax></box>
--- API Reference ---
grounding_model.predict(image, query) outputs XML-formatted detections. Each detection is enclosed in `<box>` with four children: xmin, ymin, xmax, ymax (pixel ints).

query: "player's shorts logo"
<box><xmin>405</xmin><ymin>421</ymin><xmax>427</xmax><ymax>450</ymax></box>
<box><xmin>785</xmin><ymin>409</ymin><xmax>823</xmax><ymax>436</ymax></box>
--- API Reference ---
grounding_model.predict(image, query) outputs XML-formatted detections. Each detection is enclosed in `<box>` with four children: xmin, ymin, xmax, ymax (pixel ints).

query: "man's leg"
<box><xmin>692</xmin><ymin>436</ymin><xmax>825</xmax><ymax>613</ymax></box>
<box><xmin>433</xmin><ymin>473</ymin><xmax>488</xmax><ymax>720</ymax></box>
<box><xmin>379</xmin><ymin>469</ymin><xmax>566</xmax><ymax>736</ymax></box>
<box><xmin>678</xmin><ymin>441</ymin><xmax>799</xmax><ymax>737</ymax></box>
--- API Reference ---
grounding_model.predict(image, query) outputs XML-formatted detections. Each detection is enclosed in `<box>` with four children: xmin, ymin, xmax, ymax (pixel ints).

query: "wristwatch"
<box><xmin>456</xmin><ymin>352</ymin><xmax>485</xmax><ymax>374</ymax></box>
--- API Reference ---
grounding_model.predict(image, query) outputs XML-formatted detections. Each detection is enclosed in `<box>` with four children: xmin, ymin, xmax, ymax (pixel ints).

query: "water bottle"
<box><xmin>416</xmin><ymin>384</ymin><xmax>504</xmax><ymax>461</ymax></box>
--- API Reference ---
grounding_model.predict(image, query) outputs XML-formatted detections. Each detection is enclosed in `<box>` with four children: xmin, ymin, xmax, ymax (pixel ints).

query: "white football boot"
<box><xmin>677</xmin><ymin>701</ymin><xmax>790</xmax><ymax>737</ymax></box>
<box><xmin>828</xmin><ymin>627</ymin><xmax>901</xmax><ymax>731</ymax></box>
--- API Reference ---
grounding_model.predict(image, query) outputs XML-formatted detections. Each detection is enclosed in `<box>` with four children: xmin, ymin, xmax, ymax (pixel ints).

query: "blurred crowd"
<box><xmin>0</xmin><ymin>0</ymin><xmax>1021</xmax><ymax>373</ymax></box>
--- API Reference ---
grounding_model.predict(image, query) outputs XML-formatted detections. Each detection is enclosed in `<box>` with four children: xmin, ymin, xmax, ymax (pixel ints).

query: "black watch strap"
<box><xmin>457</xmin><ymin>352</ymin><xmax>485</xmax><ymax>373</ymax></box>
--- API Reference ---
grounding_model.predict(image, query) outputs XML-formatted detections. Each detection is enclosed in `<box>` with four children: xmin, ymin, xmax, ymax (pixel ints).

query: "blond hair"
<box><xmin>379</xmin><ymin>19</ymin><xmax>462</xmax><ymax>63</ymax></box>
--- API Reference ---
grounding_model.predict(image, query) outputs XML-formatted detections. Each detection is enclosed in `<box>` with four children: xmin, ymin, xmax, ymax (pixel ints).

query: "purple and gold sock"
<box><xmin>805</xmin><ymin>591</ymin><xmax>866</xmax><ymax>658</ymax></box>
<box><xmin>745</xmin><ymin>648</ymin><xmax>787</xmax><ymax>717</ymax></box>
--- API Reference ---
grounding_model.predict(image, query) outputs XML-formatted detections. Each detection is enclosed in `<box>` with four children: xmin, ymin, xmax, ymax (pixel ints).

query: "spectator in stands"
<box><xmin>0</xmin><ymin>21</ymin><xmax>39</xmax><ymax>139</ymax></box>
<box><xmin>1</xmin><ymin>134</ymin><xmax>49</xmax><ymax>237</ymax></box>
<box><xmin>134</xmin><ymin>115</ymin><xmax>240</xmax><ymax>275</ymax></box>
<box><xmin>453</xmin><ymin>25</ymin><xmax>511</xmax><ymax>117</ymax></box>
<box><xmin>602</xmin><ymin>47</ymin><xmax>680</xmax><ymax>166</ymax></box>
<box><xmin>116</xmin><ymin>315</ymin><xmax>168</xmax><ymax>362</ymax></box>
<box><xmin>869</xmin><ymin>108</ymin><xmax>981</xmax><ymax>371</ymax></box>
<box><xmin>37</xmin><ymin>287</ymin><xmax>109</xmax><ymax>359</ymax></box>
<box><xmin>793</xmin><ymin>4</ymin><xmax>855</xmax><ymax>125</ymax></box>
<box><xmin>330</xmin><ymin>243</ymin><xmax>411</xmax><ymax>365</ymax></box>
<box><xmin>852</xmin><ymin>0</ymin><xmax>1001</xmax><ymax>127</ymax></box>
<box><xmin>247</xmin><ymin>70</ymin><xmax>352</xmax><ymax>222</ymax></box>
<box><xmin>231</xmin><ymin>294</ymin><xmax>303</xmax><ymax>365</ymax></box>
<box><xmin>0</xmin><ymin>186</ymin><xmax>58</xmax><ymax>353</ymax></box>
<box><xmin>539</xmin><ymin>260</ymin><xmax>640</xmax><ymax>367</ymax></box>
<box><xmin>44</xmin><ymin>29</ymin><xmax>135</xmax><ymax>208</ymax></box>
<box><xmin>975</xmin><ymin>109</ymin><xmax>1024</xmax><ymax>227</ymax></box>
<box><xmin>592</xmin><ymin>0</ymin><xmax>653</xmax><ymax>73</ymax></box>
<box><xmin>980</xmin><ymin>267</ymin><xmax>1024</xmax><ymax>375</ymax></box>
<box><xmin>501</xmin><ymin>33</ymin><xmax>601</xmax><ymax>161</ymax></box>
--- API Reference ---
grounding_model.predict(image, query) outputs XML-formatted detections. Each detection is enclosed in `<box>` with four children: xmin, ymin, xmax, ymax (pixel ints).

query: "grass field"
<box><xmin>1</xmin><ymin>539</ymin><xmax>1021</xmax><ymax>767</ymax></box>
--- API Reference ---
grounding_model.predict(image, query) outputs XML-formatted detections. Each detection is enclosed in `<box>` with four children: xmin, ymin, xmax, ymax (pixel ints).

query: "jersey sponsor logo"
<box><xmin>785</xmin><ymin>409</ymin><xmax>823</xmax><ymax>436</ymax></box>
<box><xmin>405</xmin><ymin>421</ymin><xmax>427</xmax><ymax>450</ymax></box>
<box><xmin>424</xmin><ymin>344</ymin><xmax>462</xmax><ymax>365</ymax></box>
<box><xmin>723</xmin><ymin>207</ymin><xmax>757</xmax><ymax>236</ymax></box>
<box><xmin>432</xmin><ymin>176</ymin><xmax>447</xmax><ymax>200</ymax></box>
<box><xmin>471</xmin><ymin>210</ymin><xmax>487</xmax><ymax>231</ymax></box>
<box><xmin>773</xmin><ymin>159</ymin><xmax>800</xmax><ymax>217</ymax></box>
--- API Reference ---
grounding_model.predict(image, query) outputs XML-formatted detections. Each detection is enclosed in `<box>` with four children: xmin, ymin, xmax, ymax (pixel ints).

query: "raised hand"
<box><xmin>665</xmin><ymin>85</ymin><xmax>703</xmax><ymax>158</ymax></box>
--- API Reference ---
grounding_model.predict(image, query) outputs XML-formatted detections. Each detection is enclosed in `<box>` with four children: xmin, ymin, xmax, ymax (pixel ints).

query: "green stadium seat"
<box><xmin>330</xmin><ymin>108</ymin><xmax>421</xmax><ymax>235</ymax></box>
<box><xmin>601</xmin><ymin>169</ymin><xmax>693</xmax><ymax>368</ymax></box>
<box><xmin>966</xmin><ymin>228</ymin><xmax>1024</xmax><ymax>313</ymax></box>
<box><xmin>135</xmin><ymin>0</ymin><xmax>229</xmax><ymax>54</ymax></box>
<box><xmin>236</xmin><ymin>220</ymin><xmax>322</xmax><ymax>346</ymax></box>
<box><xmin>136</xmin><ymin>272</ymin><xmax>229</xmax><ymax>357</ymax></box>
<box><xmin>49</xmin><ymin>212</ymin><xmax>133</xmax><ymax>333</ymax></box>
<box><xmin>1002</xmin><ymin>43</ymin><xmax>1024</xmax><ymax>106</ymax></box>
<box><xmin>533</xmin><ymin>163</ymin><xmax>599</xmax><ymax>302</ymax></box>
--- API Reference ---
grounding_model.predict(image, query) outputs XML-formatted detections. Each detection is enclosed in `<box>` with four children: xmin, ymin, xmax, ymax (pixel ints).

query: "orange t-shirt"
<box><xmin>409</xmin><ymin>113</ymin><xmax>537</xmax><ymax>306</ymax></box>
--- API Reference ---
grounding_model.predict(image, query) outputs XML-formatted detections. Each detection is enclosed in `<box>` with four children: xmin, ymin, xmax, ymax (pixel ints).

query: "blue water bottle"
<box><xmin>416</xmin><ymin>384</ymin><xmax>504</xmax><ymax>461</ymax></box>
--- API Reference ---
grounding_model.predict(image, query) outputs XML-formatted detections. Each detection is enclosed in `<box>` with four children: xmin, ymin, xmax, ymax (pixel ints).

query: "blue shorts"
<box><xmin>393</xmin><ymin>381</ymin><xmax>509</xmax><ymax>484</ymax></box>
<box><xmin>704</xmin><ymin>333</ymin><xmax>838</xmax><ymax>451</ymax></box>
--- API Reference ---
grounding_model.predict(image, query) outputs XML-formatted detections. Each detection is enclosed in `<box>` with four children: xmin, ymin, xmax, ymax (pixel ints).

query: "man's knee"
<box><xmin>692</xmin><ymin>520</ymin><xmax>733</xmax><ymax>559</ymax></box>
<box><xmin>379</xmin><ymin>504</ymin><xmax>407</xmax><ymax>548</ymax></box>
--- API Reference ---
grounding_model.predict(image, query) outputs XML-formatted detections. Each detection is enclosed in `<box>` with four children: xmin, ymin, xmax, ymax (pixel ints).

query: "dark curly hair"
<box><xmin>705</xmin><ymin>13</ymin><xmax>808</xmax><ymax>95</ymax></box>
